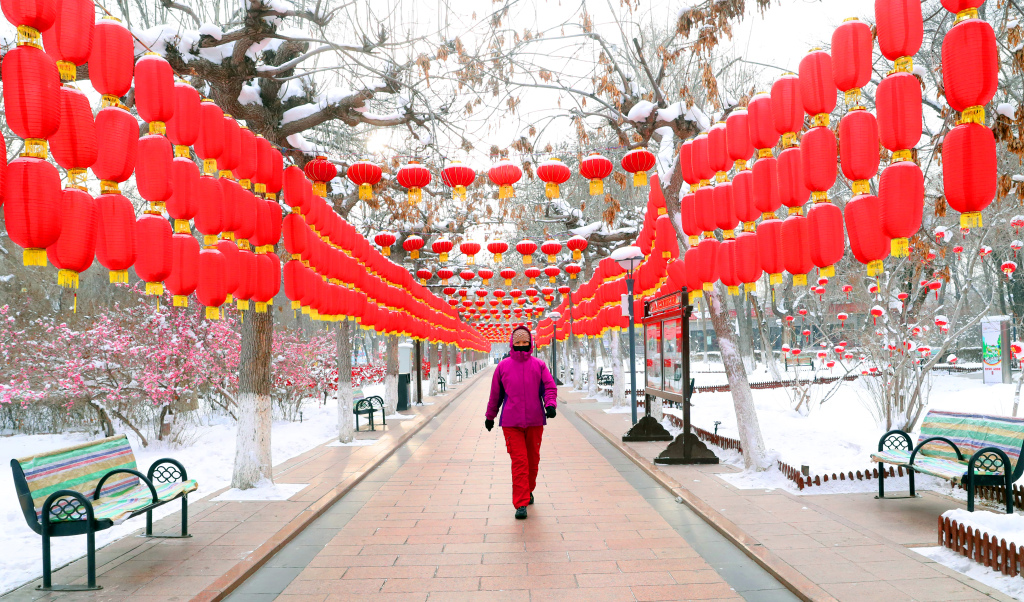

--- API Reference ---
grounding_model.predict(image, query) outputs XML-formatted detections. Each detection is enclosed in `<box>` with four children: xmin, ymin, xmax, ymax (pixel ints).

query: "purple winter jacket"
<box><xmin>486</xmin><ymin>326</ymin><xmax>558</xmax><ymax>427</ymax></box>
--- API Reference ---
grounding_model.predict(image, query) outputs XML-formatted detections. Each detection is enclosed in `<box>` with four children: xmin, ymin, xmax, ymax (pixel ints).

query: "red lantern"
<box><xmin>544</xmin><ymin>266</ymin><xmax>561</xmax><ymax>283</ymax></box>
<box><xmin>690</xmin><ymin>133</ymin><xmax>715</xmax><ymax>183</ymax></box>
<box><xmin>807</xmin><ymin>202</ymin><xmax>844</xmax><ymax>278</ymax></box>
<box><xmin>220</xmin><ymin>116</ymin><xmax>241</xmax><ymax>176</ymax></box>
<box><xmin>403</xmin><ymin>235</ymin><xmax>425</xmax><ymax>259</ymax></box>
<box><xmin>876</xmin><ymin>0</ymin><xmax>923</xmax><ymax>70</ymax></box>
<box><xmin>757</xmin><ymin>218</ymin><xmax>784</xmax><ymax>284</ymax></box>
<box><xmin>714</xmin><ymin>182</ymin><xmax>736</xmax><ymax>235</ymax></box>
<box><xmin>460</xmin><ymin>240</ymin><xmax>482</xmax><ymax>264</ymax></box>
<box><xmin>3</xmin><ymin>0</ymin><xmax>56</xmax><ymax>39</ymax></box>
<box><xmin>236</xmin><ymin>127</ymin><xmax>257</xmax><ymax>188</ymax></box>
<box><xmin>479</xmin><ymin>267</ymin><xmax>494</xmax><ymax>285</ymax></box>
<box><xmin>136</xmin><ymin>135</ymin><xmax>173</xmax><ymax>209</ymax></box>
<box><xmin>487</xmin><ymin>158</ymin><xmax>521</xmax><ymax>199</ymax></box>
<box><xmin>696</xmin><ymin>238</ymin><xmax>720</xmax><ymax>292</ymax></box>
<box><xmin>134</xmin><ymin>54</ymin><xmax>175</xmax><ymax>131</ymax></box>
<box><xmin>876</xmin><ymin>73</ymin><xmax>922</xmax><ymax>156</ymax></box>
<box><xmin>799</xmin><ymin>49</ymin><xmax>837</xmax><ymax>123</ymax></box>
<box><xmin>50</xmin><ymin>85</ymin><xmax>97</xmax><ymax>179</ymax></box>
<box><xmin>941</xmin><ymin>18</ymin><xmax>997</xmax><ymax>121</ymax></box>
<box><xmin>540</xmin><ymin>239</ymin><xmax>562</xmax><ymax>263</ymax></box>
<box><xmin>846</xmin><ymin>194</ymin><xmax>890</xmax><ymax>276</ymax></box>
<box><xmin>42</xmin><ymin>0</ymin><xmax>92</xmax><ymax>82</ymax></box>
<box><xmin>219</xmin><ymin>178</ymin><xmax>242</xmax><ymax>241</ymax></box>
<box><xmin>831</xmin><ymin>18</ymin><xmax>872</xmax><ymax>105</ymax></box>
<box><xmin>839</xmin><ymin>109</ymin><xmax>879</xmax><ymax>195</ymax></box>
<box><xmin>943</xmin><ymin>123</ymin><xmax>996</xmax><ymax>228</ymax></box>
<box><xmin>500</xmin><ymin>268</ymin><xmax>516</xmax><ymax>285</ymax></box>
<box><xmin>565</xmin><ymin>263</ymin><xmax>582</xmax><ymax>280</ymax></box>
<box><xmin>235</xmin><ymin>248</ymin><xmax>257</xmax><ymax>310</ymax></box>
<box><xmin>524</xmin><ymin>266</ymin><xmax>541</xmax><ymax>285</ymax></box>
<box><xmin>732</xmin><ymin>170</ymin><xmax>758</xmax><ymax>231</ymax></box>
<box><xmin>216</xmin><ymin>238</ymin><xmax>240</xmax><ymax>302</ymax></box>
<box><xmin>694</xmin><ymin>187</ymin><xmax>716</xmax><ymax>235</ymax></box>
<box><xmin>488</xmin><ymin>240</ymin><xmax>509</xmax><ymax>263</ymax></box>
<box><xmin>777</xmin><ymin>147</ymin><xmax>809</xmax><ymax>211</ymax></box>
<box><xmin>284</xmin><ymin>259</ymin><xmax>306</xmax><ymax>309</ymax></box>
<box><xmin>304</xmin><ymin>155</ymin><xmax>337</xmax><ymax>197</ymax></box>
<box><xmin>135</xmin><ymin>213</ymin><xmax>173</xmax><ymax>295</ymax></box>
<box><xmin>579</xmin><ymin>152</ymin><xmax>613</xmax><ymax>196</ymax></box>
<box><xmin>415</xmin><ymin>267</ymin><xmax>432</xmax><ymax>285</ymax></box>
<box><xmin>268</xmin><ymin>148</ymin><xmax>284</xmax><ymax>201</ymax></box>
<box><xmin>167</xmin><ymin>157</ymin><xmax>199</xmax><ymax>233</ymax></box>
<box><xmin>517</xmin><ymin>239</ymin><xmax>537</xmax><ymax>264</ymax></box>
<box><xmin>771</xmin><ymin>74</ymin><xmax>802</xmax><ymax>148</ymax></box>
<box><xmin>801</xmin><ymin>127</ymin><xmax>837</xmax><ymax>201</ymax></box>
<box><xmin>752</xmin><ymin>156</ymin><xmax>781</xmax><ymax>217</ymax></box>
<box><xmin>91</xmin><ymin>106</ymin><xmax>138</xmax><ymax>187</ymax></box>
<box><xmin>781</xmin><ymin>215</ymin><xmax>813</xmax><ymax>286</ymax></box>
<box><xmin>735</xmin><ymin>231</ymin><xmax>761</xmax><ymax>291</ymax></box>
<box><xmin>566</xmin><ymin>235</ymin><xmax>588</xmax><ymax>261</ymax></box>
<box><xmin>283</xmin><ymin>165</ymin><xmax>311</xmax><ymax>215</ymax></box>
<box><xmin>166</xmin><ymin>233</ymin><xmax>199</xmax><ymax>306</ymax></box>
<box><xmin>347</xmin><ymin>160</ymin><xmax>382</xmax><ymax>201</ymax></box>
<box><xmin>718</xmin><ymin>239</ymin><xmax>741</xmax><ymax>295</ymax></box>
<box><xmin>197</xmin><ymin>247</ymin><xmax>227</xmax><ymax>319</ymax></box>
<box><xmin>397</xmin><ymin>160</ymin><xmax>431</xmax><ymax>204</ymax></box>
<box><xmin>684</xmin><ymin>247</ymin><xmax>704</xmax><ymax>300</ymax></box>
<box><xmin>194</xmin><ymin>174</ymin><xmax>223</xmax><ymax>245</ymax></box>
<box><xmin>432</xmin><ymin>237</ymin><xmax>454</xmax><ymax>263</ymax></box>
<box><xmin>48</xmin><ymin>188</ymin><xmax>96</xmax><ymax>290</ymax></box>
<box><xmin>89</xmin><ymin>17</ymin><xmax>134</xmax><ymax>100</ymax></box>
<box><xmin>707</xmin><ymin>122</ymin><xmax>732</xmax><ymax>178</ymax></box>
<box><xmin>2</xmin><ymin>45</ymin><xmax>60</xmax><ymax>149</ymax></box>
<box><xmin>726</xmin><ymin>109</ymin><xmax>754</xmax><ymax>170</ymax></box>
<box><xmin>441</xmin><ymin>161</ymin><xmax>475</xmax><ymax>201</ymax></box>
<box><xmin>621</xmin><ymin>147</ymin><xmax>655</xmax><ymax>187</ymax></box>
<box><xmin>437</xmin><ymin>267</ymin><xmax>455</xmax><ymax>284</ymax></box>
<box><xmin>537</xmin><ymin>158</ymin><xmax>571</xmax><ymax>199</ymax></box>
<box><xmin>5</xmin><ymin>157</ymin><xmax>61</xmax><ymax>265</ymax></box>
<box><xmin>194</xmin><ymin>100</ymin><xmax>224</xmax><ymax>175</ymax></box>
<box><xmin>747</xmin><ymin>93</ymin><xmax>779</xmax><ymax>153</ymax></box>
<box><xmin>166</xmin><ymin>81</ymin><xmax>201</xmax><ymax>151</ymax></box>
<box><xmin>678</xmin><ymin>140</ymin><xmax>699</xmax><ymax>190</ymax></box>
<box><xmin>283</xmin><ymin>213</ymin><xmax>307</xmax><ymax>259</ymax></box>
<box><xmin>375</xmin><ymin>231</ymin><xmax>397</xmax><ymax>256</ymax></box>
<box><xmin>879</xmin><ymin>161</ymin><xmax>924</xmax><ymax>257</ymax></box>
<box><xmin>95</xmin><ymin>192</ymin><xmax>137</xmax><ymax>282</ymax></box>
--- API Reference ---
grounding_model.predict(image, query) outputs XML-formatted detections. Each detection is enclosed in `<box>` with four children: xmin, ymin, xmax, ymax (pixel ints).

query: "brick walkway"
<box><xmin>259</xmin><ymin>369</ymin><xmax>748</xmax><ymax>601</ymax></box>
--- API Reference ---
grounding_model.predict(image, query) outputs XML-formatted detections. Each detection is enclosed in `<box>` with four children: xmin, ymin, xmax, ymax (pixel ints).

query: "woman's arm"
<box><xmin>539</xmin><ymin>362</ymin><xmax>558</xmax><ymax>407</ymax></box>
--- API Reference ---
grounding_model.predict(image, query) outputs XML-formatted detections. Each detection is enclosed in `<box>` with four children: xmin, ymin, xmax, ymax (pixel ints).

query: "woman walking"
<box><xmin>485</xmin><ymin>325</ymin><xmax>558</xmax><ymax>519</ymax></box>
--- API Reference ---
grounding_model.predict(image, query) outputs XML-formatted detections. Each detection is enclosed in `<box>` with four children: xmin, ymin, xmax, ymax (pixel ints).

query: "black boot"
<box><xmin>515</xmin><ymin>506</ymin><xmax>528</xmax><ymax>519</ymax></box>
<box><xmin>529</xmin><ymin>493</ymin><xmax>534</xmax><ymax>505</ymax></box>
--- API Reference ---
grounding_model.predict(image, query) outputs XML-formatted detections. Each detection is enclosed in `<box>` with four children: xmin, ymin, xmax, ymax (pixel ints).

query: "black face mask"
<box><xmin>512</xmin><ymin>344</ymin><xmax>529</xmax><ymax>351</ymax></box>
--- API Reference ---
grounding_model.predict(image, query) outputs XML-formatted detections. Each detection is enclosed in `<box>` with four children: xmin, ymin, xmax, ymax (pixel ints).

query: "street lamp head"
<box><xmin>611</xmin><ymin>245</ymin><xmax>644</xmax><ymax>272</ymax></box>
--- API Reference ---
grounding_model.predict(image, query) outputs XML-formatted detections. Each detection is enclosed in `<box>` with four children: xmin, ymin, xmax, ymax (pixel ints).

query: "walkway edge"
<box><xmin>192</xmin><ymin>371</ymin><xmax>488</xmax><ymax>602</ymax></box>
<box><xmin>575</xmin><ymin>410</ymin><xmax>837</xmax><ymax>602</ymax></box>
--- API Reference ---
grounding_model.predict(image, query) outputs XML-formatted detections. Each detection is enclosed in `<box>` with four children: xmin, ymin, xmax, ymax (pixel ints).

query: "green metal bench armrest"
<box><xmin>967</xmin><ymin>446</ymin><xmax>1013</xmax><ymax>481</ymax></box>
<box><xmin>148</xmin><ymin>458</ymin><xmax>188</xmax><ymax>483</ymax></box>
<box><xmin>909</xmin><ymin>436</ymin><xmax>963</xmax><ymax>466</ymax></box>
<box><xmin>94</xmin><ymin>469</ymin><xmax>159</xmax><ymax>505</ymax></box>
<box><xmin>877</xmin><ymin>429</ymin><xmax>912</xmax><ymax>453</ymax></box>
<box><xmin>42</xmin><ymin>489</ymin><xmax>96</xmax><ymax>528</ymax></box>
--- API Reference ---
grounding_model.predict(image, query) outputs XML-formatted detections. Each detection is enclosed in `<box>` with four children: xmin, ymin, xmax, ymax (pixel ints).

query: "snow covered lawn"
<box><xmin>0</xmin><ymin>384</ymin><xmax>386</xmax><ymax>595</ymax></box>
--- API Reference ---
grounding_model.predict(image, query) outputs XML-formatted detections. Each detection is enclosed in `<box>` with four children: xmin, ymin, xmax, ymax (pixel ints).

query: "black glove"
<box><xmin>485</xmin><ymin>419</ymin><xmax>494</xmax><ymax>431</ymax></box>
<box><xmin>545</xmin><ymin>406</ymin><xmax>557</xmax><ymax>419</ymax></box>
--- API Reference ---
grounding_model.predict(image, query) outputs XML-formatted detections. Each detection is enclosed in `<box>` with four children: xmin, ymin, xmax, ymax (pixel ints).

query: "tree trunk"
<box><xmin>232</xmin><ymin>309</ymin><xmax>274</xmax><ymax>489</ymax></box>
<box><xmin>587</xmin><ymin>335</ymin><xmax>599</xmax><ymax>398</ymax></box>
<box><xmin>752</xmin><ymin>294</ymin><xmax>783</xmax><ymax>381</ymax></box>
<box><xmin>708</xmin><ymin>287</ymin><xmax>771</xmax><ymax>470</ymax></box>
<box><xmin>611</xmin><ymin>328</ymin><xmax>626</xmax><ymax>408</ymax></box>
<box><xmin>573</xmin><ymin>336</ymin><xmax>585</xmax><ymax>390</ymax></box>
<box><xmin>699</xmin><ymin>299</ymin><xmax>710</xmax><ymax>365</ymax></box>
<box><xmin>384</xmin><ymin>335</ymin><xmax>398</xmax><ymax>415</ymax></box>
<box><xmin>336</xmin><ymin>320</ymin><xmax>354</xmax><ymax>443</ymax></box>
<box><xmin>736</xmin><ymin>294</ymin><xmax>754</xmax><ymax>372</ymax></box>
<box><xmin>428</xmin><ymin>341</ymin><xmax>439</xmax><ymax>396</ymax></box>
<box><xmin>446</xmin><ymin>344</ymin><xmax>455</xmax><ymax>388</ymax></box>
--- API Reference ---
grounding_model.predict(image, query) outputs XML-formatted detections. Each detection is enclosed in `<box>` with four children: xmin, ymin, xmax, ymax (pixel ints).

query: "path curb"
<box><xmin>576</xmin><ymin>410</ymin><xmax>837</xmax><ymax>602</ymax></box>
<box><xmin>193</xmin><ymin>370</ymin><xmax>489</xmax><ymax>602</ymax></box>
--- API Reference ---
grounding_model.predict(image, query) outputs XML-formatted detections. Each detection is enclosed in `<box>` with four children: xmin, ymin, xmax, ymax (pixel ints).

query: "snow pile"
<box><xmin>997</xmin><ymin>102</ymin><xmax>1019</xmax><ymax>120</ymax></box>
<box><xmin>212</xmin><ymin>480</ymin><xmax>308</xmax><ymax>502</ymax></box>
<box><xmin>570</xmin><ymin>221</ymin><xmax>604</xmax><ymax>237</ymax></box>
<box><xmin>281</xmin><ymin>103</ymin><xmax>319</xmax><ymax>125</ymax></box>
<box><xmin>914</xmin><ymin>547</ymin><xmax>1024</xmax><ymax>600</ymax></box>
<box><xmin>238</xmin><ymin>83</ymin><xmax>262</xmax><ymax>106</ymax></box>
<box><xmin>198</xmin><ymin>23</ymin><xmax>224</xmax><ymax>40</ymax></box>
<box><xmin>943</xmin><ymin>509</ymin><xmax>1024</xmax><ymax>544</ymax></box>
<box><xmin>626</xmin><ymin>100</ymin><xmax>656</xmax><ymax>122</ymax></box>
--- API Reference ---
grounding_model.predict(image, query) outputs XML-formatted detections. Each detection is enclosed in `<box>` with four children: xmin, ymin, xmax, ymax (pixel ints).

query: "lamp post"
<box><xmin>611</xmin><ymin>246</ymin><xmax>644</xmax><ymax>425</ymax></box>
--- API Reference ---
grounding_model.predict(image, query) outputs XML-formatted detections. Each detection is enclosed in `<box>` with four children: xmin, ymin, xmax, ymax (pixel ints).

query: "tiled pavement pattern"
<box><xmin>580</xmin><ymin>402</ymin><xmax>1016</xmax><ymax>602</ymax></box>
<box><xmin>1</xmin><ymin>371</ymin><xmax>484</xmax><ymax>602</ymax></box>
<box><xmin>231</xmin><ymin>369</ymin><xmax>794</xmax><ymax>601</ymax></box>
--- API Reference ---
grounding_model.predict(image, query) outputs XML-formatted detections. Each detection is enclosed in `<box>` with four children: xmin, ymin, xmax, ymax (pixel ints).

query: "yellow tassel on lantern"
<box><xmin>100</xmin><ymin>180</ymin><xmax>120</xmax><ymax>195</ymax></box>
<box><xmin>408</xmin><ymin>188</ymin><xmax>422</xmax><ymax>204</ymax></box>
<box><xmin>820</xmin><ymin>265</ymin><xmax>834</xmax><ymax>278</ymax></box>
<box><xmin>761</xmin><ymin>212</ymin><xmax>776</xmax><ymax>221</ymax></box>
<box><xmin>545</xmin><ymin>182</ymin><xmax>559</xmax><ymax>199</ymax></box>
<box><xmin>728</xmin><ymin>286</ymin><xmax>739</xmax><ymax>296</ymax></box>
<box><xmin>237</xmin><ymin>299</ymin><xmax>249</xmax><ymax>310</ymax></box>
<box><xmin>173</xmin><ymin>295</ymin><xmax>188</xmax><ymax>307</ymax></box>
<box><xmin>23</xmin><ymin>138</ymin><xmax>48</xmax><ymax>159</ymax></box>
<box><xmin>689</xmin><ymin>236</ymin><xmax>700</xmax><ymax>246</ymax></box>
<box><xmin>960</xmin><ymin>212</ymin><xmax>983</xmax><ymax>228</ymax></box>
<box><xmin>769</xmin><ymin>273</ymin><xmax>783</xmax><ymax>285</ymax></box>
<box><xmin>745</xmin><ymin>282</ymin><xmax>756</xmax><ymax>295</ymax></box>
<box><xmin>867</xmin><ymin>260</ymin><xmax>884</xmax><ymax>277</ymax></box>
<box><xmin>844</xmin><ymin>88</ymin><xmax>862</xmax><ymax>106</ymax></box>
<box><xmin>758</xmin><ymin>148</ymin><xmax>773</xmax><ymax>159</ymax></box>
<box><xmin>291</xmin><ymin>300</ymin><xmax>300</xmax><ymax>309</ymax></box>
<box><xmin>203</xmin><ymin>235</ymin><xmax>218</xmax><ymax>246</ymax></box>
<box><xmin>811</xmin><ymin>191</ymin><xmax>829</xmax><ymax>203</ymax></box>
<box><xmin>66</xmin><ymin>168</ymin><xmax>87</xmax><ymax>190</ymax></box>
<box><xmin>302</xmin><ymin>306</ymin><xmax>311</xmax><ymax>314</ymax></box>
<box><xmin>955</xmin><ymin>6</ymin><xmax>978</xmax><ymax>23</ymax></box>
<box><xmin>358</xmin><ymin>183</ymin><xmax>373</xmax><ymax>200</ymax></box>
<box><xmin>891</xmin><ymin>150</ymin><xmax>913</xmax><ymax>163</ymax></box>
<box><xmin>702</xmin><ymin>282</ymin><xmax>713</xmax><ymax>292</ymax></box>
<box><xmin>56</xmin><ymin>60</ymin><xmax>76</xmax><ymax>81</ymax></box>
<box><xmin>589</xmin><ymin>180</ymin><xmax>603</xmax><ymax>196</ymax></box>
<box><xmin>58</xmin><ymin>269</ymin><xmax>79</xmax><ymax>288</ymax></box>
<box><xmin>146</xmin><ymin>282</ymin><xmax>163</xmax><ymax>295</ymax></box>
<box><xmin>22</xmin><ymin>249</ymin><xmax>46</xmax><ymax>266</ymax></box>
<box><xmin>174</xmin><ymin>145</ymin><xmax>190</xmax><ymax>158</ymax></box>
<box><xmin>149</xmin><ymin>122</ymin><xmax>165</xmax><ymax>136</ymax></box>
<box><xmin>793</xmin><ymin>274</ymin><xmax>807</xmax><ymax>286</ymax></box>
<box><xmin>382</xmin><ymin>246</ymin><xmax>391</xmax><ymax>256</ymax></box>
<box><xmin>958</xmin><ymin>106</ymin><xmax>985</xmax><ymax>125</ymax></box>
<box><xmin>788</xmin><ymin>207</ymin><xmax>803</xmax><ymax>216</ymax></box>
<box><xmin>852</xmin><ymin>180</ymin><xmax>870</xmax><ymax>195</ymax></box>
<box><xmin>894</xmin><ymin>56</ymin><xmax>914</xmax><ymax>72</ymax></box>
<box><xmin>109</xmin><ymin>270</ymin><xmax>128</xmax><ymax>284</ymax></box>
<box><xmin>255</xmin><ymin>302</ymin><xmax>268</xmax><ymax>313</ymax></box>
<box><xmin>632</xmin><ymin>172</ymin><xmax>647</xmax><ymax>187</ymax></box>
<box><xmin>891</xmin><ymin>238</ymin><xmax>910</xmax><ymax>257</ymax></box>
<box><xmin>202</xmin><ymin>158</ymin><xmax>217</xmax><ymax>175</ymax></box>
<box><xmin>205</xmin><ymin>306</ymin><xmax>220</xmax><ymax>320</ymax></box>
<box><xmin>743</xmin><ymin>222</ymin><xmax>756</xmax><ymax>232</ymax></box>
<box><xmin>812</xmin><ymin>114</ymin><xmax>830</xmax><ymax>128</ymax></box>
<box><xmin>16</xmin><ymin>25</ymin><xmax>41</xmax><ymax>48</ymax></box>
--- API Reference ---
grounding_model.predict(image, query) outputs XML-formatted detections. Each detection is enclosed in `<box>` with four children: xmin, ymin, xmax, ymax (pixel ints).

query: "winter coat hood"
<box><xmin>509</xmin><ymin>325</ymin><xmax>532</xmax><ymax>362</ymax></box>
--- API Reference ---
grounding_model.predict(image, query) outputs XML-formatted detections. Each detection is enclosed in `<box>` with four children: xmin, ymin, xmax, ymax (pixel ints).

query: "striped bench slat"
<box><xmin>920</xmin><ymin>410</ymin><xmax>1024</xmax><ymax>472</ymax></box>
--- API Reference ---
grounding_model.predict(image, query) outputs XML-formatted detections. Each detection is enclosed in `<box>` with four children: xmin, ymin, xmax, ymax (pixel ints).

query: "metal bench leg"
<box><xmin>967</xmin><ymin>480</ymin><xmax>975</xmax><ymax>512</ymax></box>
<box><xmin>144</xmin><ymin>497</ymin><xmax>193</xmax><ymax>538</ymax></box>
<box><xmin>909</xmin><ymin>469</ymin><xmax>915</xmax><ymax>497</ymax></box>
<box><xmin>38</xmin><ymin>524</ymin><xmax>102</xmax><ymax>591</ymax></box>
<box><xmin>1007</xmin><ymin>474</ymin><xmax>1015</xmax><ymax>514</ymax></box>
<box><xmin>877</xmin><ymin>462</ymin><xmax>884</xmax><ymax>498</ymax></box>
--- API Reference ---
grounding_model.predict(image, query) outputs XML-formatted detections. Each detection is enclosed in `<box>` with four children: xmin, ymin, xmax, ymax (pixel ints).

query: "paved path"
<box><xmin>231</xmin><ymin>368</ymin><xmax>793</xmax><ymax>601</ymax></box>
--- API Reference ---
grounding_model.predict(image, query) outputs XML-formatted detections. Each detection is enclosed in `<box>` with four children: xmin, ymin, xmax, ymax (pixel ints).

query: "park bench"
<box><xmin>872</xmin><ymin>409</ymin><xmax>1024</xmax><ymax>513</ymax></box>
<box><xmin>10</xmin><ymin>434</ymin><xmax>197</xmax><ymax>591</ymax></box>
<box><xmin>353</xmin><ymin>389</ymin><xmax>386</xmax><ymax>431</ymax></box>
<box><xmin>437</xmin><ymin>376</ymin><xmax>446</xmax><ymax>392</ymax></box>
<box><xmin>455</xmin><ymin>368</ymin><xmax>463</xmax><ymax>383</ymax></box>
<box><xmin>597</xmin><ymin>368</ymin><xmax>614</xmax><ymax>387</ymax></box>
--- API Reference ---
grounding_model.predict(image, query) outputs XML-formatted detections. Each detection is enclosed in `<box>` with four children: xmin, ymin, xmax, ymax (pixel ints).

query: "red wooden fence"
<box><xmin>938</xmin><ymin>515</ymin><xmax>1024</xmax><ymax>577</ymax></box>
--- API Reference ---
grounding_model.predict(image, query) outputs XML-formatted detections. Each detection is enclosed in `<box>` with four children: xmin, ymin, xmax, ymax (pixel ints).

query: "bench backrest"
<box><xmin>13</xmin><ymin>434</ymin><xmax>139</xmax><ymax>520</ymax></box>
<box><xmin>920</xmin><ymin>410</ymin><xmax>1024</xmax><ymax>471</ymax></box>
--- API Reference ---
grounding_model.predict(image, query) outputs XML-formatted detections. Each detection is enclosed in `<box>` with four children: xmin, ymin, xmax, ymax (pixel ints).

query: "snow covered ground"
<box><xmin>914</xmin><ymin>546</ymin><xmax>1024</xmax><ymax>601</ymax></box>
<box><xmin>0</xmin><ymin>384</ymin><xmax>384</xmax><ymax>595</ymax></box>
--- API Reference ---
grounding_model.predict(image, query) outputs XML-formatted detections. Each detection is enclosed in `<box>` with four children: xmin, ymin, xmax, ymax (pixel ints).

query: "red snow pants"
<box><xmin>502</xmin><ymin>426</ymin><xmax>544</xmax><ymax>508</ymax></box>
